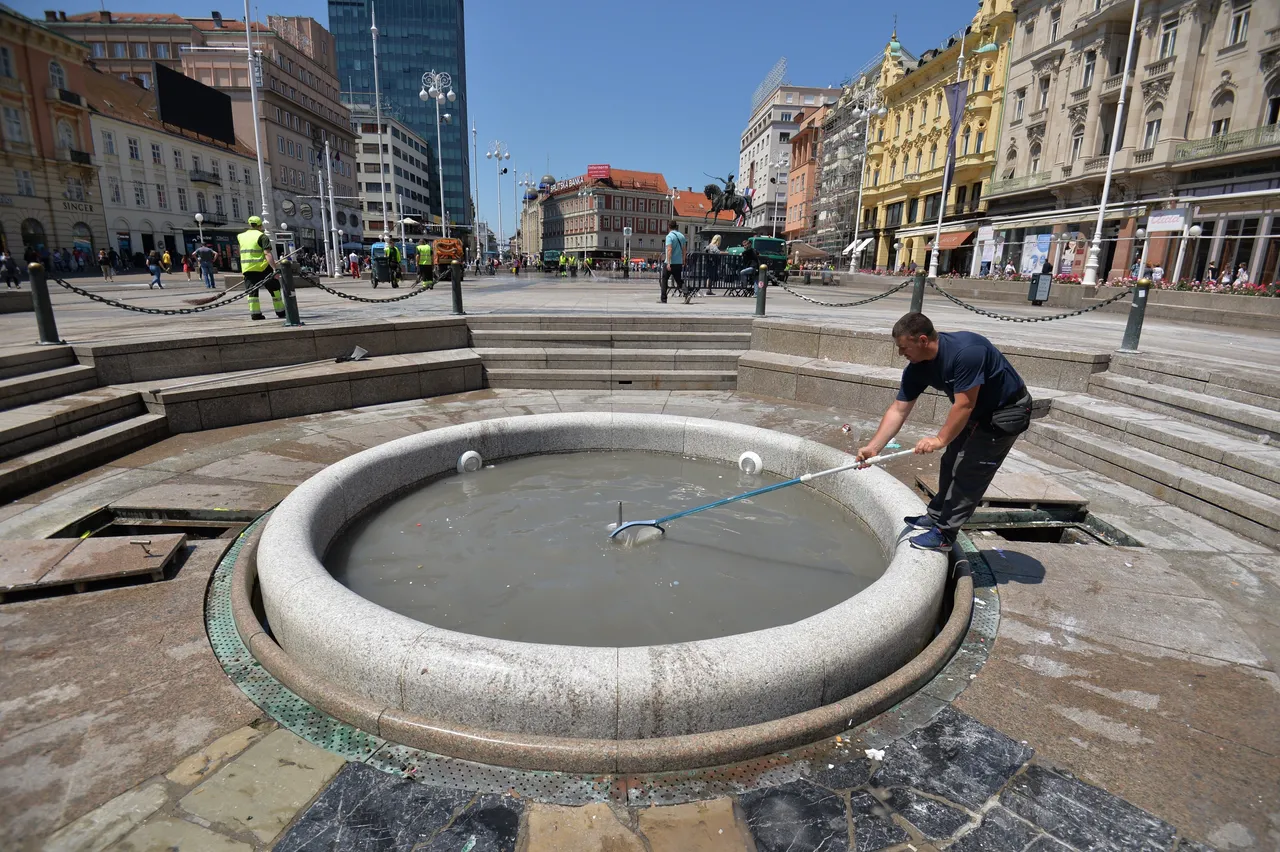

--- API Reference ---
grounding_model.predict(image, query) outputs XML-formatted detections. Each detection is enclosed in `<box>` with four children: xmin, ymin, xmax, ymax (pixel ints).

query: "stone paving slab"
<box><xmin>178</xmin><ymin>729</ymin><xmax>346</xmax><ymax>844</ymax></box>
<box><xmin>0</xmin><ymin>539</ymin><xmax>78</xmax><ymax>591</ymax></box>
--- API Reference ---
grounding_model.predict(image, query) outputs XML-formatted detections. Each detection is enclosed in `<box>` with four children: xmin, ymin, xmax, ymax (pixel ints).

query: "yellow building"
<box><xmin>862</xmin><ymin>0</ymin><xmax>1014</xmax><ymax>273</ymax></box>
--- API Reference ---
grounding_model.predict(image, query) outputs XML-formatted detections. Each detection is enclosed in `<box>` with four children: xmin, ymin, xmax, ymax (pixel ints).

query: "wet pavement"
<box><xmin>1</xmin><ymin>388</ymin><xmax>1276</xmax><ymax>850</ymax></box>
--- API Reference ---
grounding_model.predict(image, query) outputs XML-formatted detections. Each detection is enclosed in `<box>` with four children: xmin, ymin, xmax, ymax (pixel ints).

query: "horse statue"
<box><xmin>703</xmin><ymin>173</ymin><xmax>752</xmax><ymax>226</ymax></box>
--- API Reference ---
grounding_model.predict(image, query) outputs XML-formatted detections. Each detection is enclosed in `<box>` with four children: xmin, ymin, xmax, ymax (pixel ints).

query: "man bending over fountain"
<box><xmin>857</xmin><ymin>312</ymin><xmax>1032</xmax><ymax>552</ymax></box>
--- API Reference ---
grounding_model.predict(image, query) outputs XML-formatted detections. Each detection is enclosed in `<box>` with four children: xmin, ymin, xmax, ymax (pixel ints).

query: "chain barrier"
<box><xmin>308</xmin><ymin>278</ymin><xmax>438</xmax><ymax>304</ymax></box>
<box><xmin>774</xmin><ymin>277</ymin><xmax>914</xmax><ymax>308</ymax></box>
<box><xmin>927</xmin><ymin>281</ymin><xmax>1133</xmax><ymax>322</ymax></box>
<box><xmin>52</xmin><ymin>276</ymin><xmax>253</xmax><ymax>315</ymax></box>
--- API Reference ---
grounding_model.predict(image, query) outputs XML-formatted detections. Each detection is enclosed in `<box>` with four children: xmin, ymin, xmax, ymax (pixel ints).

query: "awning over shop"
<box><xmin>989</xmin><ymin>203</ymin><xmax>1146</xmax><ymax>231</ymax></box>
<box><xmin>842</xmin><ymin>237</ymin><xmax>873</xmax><ymax>255</ymax></box>
<box><xmin>895</xmin><ymin>222</ymin><xmax>973</xmax><ymax>239</ymax></box>
<box><xmin>788</xmin><ymin>241</ymin><xmax>829</xmax><ymax>259</ymax></box>
<box><xmin>933</xmin><ymin>230</ymin><xmax>973</xmax><ymax>251</ymax></box>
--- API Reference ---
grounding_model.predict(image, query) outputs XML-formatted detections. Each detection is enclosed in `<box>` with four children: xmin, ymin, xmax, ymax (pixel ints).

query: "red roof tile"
<box><xmin>672</xmin><ymin>189</ymin><xmax>736</xmax><ymax>221</ymax></box>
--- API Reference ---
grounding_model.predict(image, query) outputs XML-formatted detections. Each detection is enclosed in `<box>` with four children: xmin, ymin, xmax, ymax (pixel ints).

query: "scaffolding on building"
<box><xmin>812</xmin><ymin>56</ymin><xmax>882</xmax><ymax>257</ymax></box>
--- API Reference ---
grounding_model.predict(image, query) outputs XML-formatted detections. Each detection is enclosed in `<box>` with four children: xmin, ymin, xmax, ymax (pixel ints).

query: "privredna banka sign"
<box><xmin>61</xmin><ymin>201</ymin><xmax>95</xmax><ymax>214</ymax></box>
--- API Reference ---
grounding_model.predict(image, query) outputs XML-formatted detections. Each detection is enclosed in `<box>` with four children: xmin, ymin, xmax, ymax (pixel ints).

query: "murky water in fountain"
<box><xmin>326</xmin><ymin>451</ymin><xmax>887</xmax><ymax>646</ymax></box>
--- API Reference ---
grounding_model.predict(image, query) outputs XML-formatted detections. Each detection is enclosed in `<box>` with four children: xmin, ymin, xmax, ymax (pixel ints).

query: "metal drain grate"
<box><xmin>205</xmin><ymin>516</ymin><xmax>998</xmax><ymax>805</ymax></box>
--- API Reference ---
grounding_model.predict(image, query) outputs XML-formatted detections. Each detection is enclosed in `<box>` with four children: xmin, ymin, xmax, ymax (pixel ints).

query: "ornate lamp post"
<box><xmin>419</xmin><ymin>70</ymin><xmax>456</xmax><ymax>238</ymax></box>
<box><xmin>485</xmin><ymin>141</ymin><xmax>511</xmax><ymax>260</ymax></box>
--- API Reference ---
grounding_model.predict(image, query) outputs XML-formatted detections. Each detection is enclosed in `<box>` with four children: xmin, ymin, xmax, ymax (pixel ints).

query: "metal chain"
<box><xmin>52</xmin><ymin>276</ymin><xmax>253</xmax><ymax>315</ymax></box>
<box><xmin>927</xmin><ymin>281</ymin><xmax>1134</xmax><ymax>322</ymax></box>
<box><xmin>309</xmin><ymin>278</ymin><xmax>437</xmax><ymax>303</ymax></box>
<box><xmin>774</xmin><ymin>278</ymin><xmax>913</xmax><ymax>308</ymax></box>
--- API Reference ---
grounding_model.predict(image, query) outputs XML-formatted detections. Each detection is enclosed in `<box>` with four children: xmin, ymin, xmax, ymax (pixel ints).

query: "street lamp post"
<box><xmin>1171</xmin><ymin>223</ymin><xmax>1202</xmax><ymax>286</ymax></box>
<box><xmin>766</xmin><ymin>158</ymin><xmax>786</xmax><ymax>238</ymax></box>
<box><xmin>194</xmin><ymin>212</ymin><xmax>205</xmax><ymax>245</ymax></box>
<box><xmin>1083</xmin><ymin>0</ymin><xmax>1142</xmax><ymax>286</ymax></box>
<box><xmin>242</xmin><ymin>0</ymin><xmax>271</xmax><ymax>233</ymax></box>
<box><xmin>485</xmin><ymin>141</ymin><xmax>511</xmax><ymax>261</ymax></box>
<box><xmin>370</xmin><ymin>4</ymin><xmax>396</xmax><ymax>249</ymax></box>
<box><xmin>419</xmin><ymin>70</ymin><xmax>456</xmax><ymax>239</ymax></box>
<box><xmin>849</xmin><ymin>101</ymin><xmax>888</xmax><ymax>272</ymax></box>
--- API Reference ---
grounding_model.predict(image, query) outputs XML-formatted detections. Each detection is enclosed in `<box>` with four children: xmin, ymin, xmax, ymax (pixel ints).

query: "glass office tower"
<box><xmin>329</xmin><ymin>0</ymin><xmax>470</xmax><ymax>231</ymax></box>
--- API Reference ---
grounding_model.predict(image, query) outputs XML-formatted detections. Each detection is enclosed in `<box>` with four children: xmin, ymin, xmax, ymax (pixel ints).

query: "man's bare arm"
<box><xmin>857</xmin><ymin>398</ymin><xmax>915</xmax><ymax>461</ymax></box>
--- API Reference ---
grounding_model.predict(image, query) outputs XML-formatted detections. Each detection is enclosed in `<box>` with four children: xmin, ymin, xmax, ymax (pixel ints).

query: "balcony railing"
<box><xmin>1061</xmin><ymin>163</ymin><xmax>1075</xmax><ymax>177</ymax></box>
<box><xmin>1084</xmin><ymin>155</ymin><xmax>1109</xmax><ymax>172</ymax></box>
<box><xmin>987</xmin><ymin>171</ymin><xmax>1054</xmax><ymax>196</ymax></box>
<box><xmin>69</xmin><ymin>149</ymin><xmax>92</xmax><ymax>166</ymax></box>
<box><xmin>1071</xmin><ymin>86</ymin><xmax>1091</xmax><ymax>103</ymax></box>
<box><xmin>1132</xmin><ymin>147</ymin><xmax>1155</xmax><ymax>165</ymax></box>
<box><xmin>188</xmin><ymin>169</ymin><xmax>222</xmax><ymax>185</ymax></box>
<box><xmin>1101</xmin><ymin>73</ymin><xmax>1127</xmax><ymax>93</ymax></box>
<box><xmin>194</xmin><ymin>212</ymin><xmax>226</xmax><ymax>226</ymax></box>
<box><xmin>1144</xmin><ymin>56</ymin><xmax>1175</xmax><ymax>78</ymax></box>
<box><xmin>1174</xmin><ymin>124</ymin><xmax>1280</xmax><ymax>162</ymax></box>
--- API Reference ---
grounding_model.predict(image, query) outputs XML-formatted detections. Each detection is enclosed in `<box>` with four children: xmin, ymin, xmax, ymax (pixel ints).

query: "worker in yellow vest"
<box><xmin>416</xmin><ymin>239</ymin><xmax>435</xmax><ymax>289</ymax></box>
<box><xmin>238</xmin><ymin>215</ymin><xmax>282</xmax><ymax>321</ymax></box>
<box><xmin>558</xmin><ymin>253</ymin><xmax>568</xmax><ymax>277</ymax></box>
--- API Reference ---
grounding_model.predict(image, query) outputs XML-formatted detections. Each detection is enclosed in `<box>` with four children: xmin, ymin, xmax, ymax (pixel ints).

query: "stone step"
<box><xmin>1088</xmin><ymin>373</ymin><xmax>1280</xmax><ymax>441</ymax></box>
<box><xmin>466</xmin><ymin>316</ymin><xmax>753</xmax><ymax>333</ymax></box>
<box><xmin>1109</xmin><ymin>352</ymin><xmax>1280</xmax><ymax>413</ymax></box>
<box><xmin>474</xmin><ymin>347</ymin><xmax>744</xmax><ymax>372</ymax></box>
<box><xmin>0</xmin><ymin>346</ymin><xmax>76</xmax><ymax>381</ymax></box>
<box><xmin>484</xmin><ymin>368</ymin><xmax>737</xmax><ymax>391</ymax></box>
<box><xmin>0</xmin><ymin>387</ymin><xmax>145</xmax><ymax>462</ymax></box>
<box><xmin>0</xmin><ymin>365</ymin><xmax>99</xmax><ymax>412</ymax></box>
<box><xmin>1025</xmin><ymin>420</ymin><xmax>1280</xmax><ymax>547</ymax></box>
<box><xmin>0</xmin><ymin>413</ymin><xmax>168</xmax><ymax>502</ymax></box>
<box><xmin>469</xmin><ymin>329</ymin><xmax>752</xmax><ymax>350</ymax></box>
<box><xmin>1049</xmin><ymin>394</ymin><xmax>1280</xmax><ymax>500</ymax></box>
<box><xmin>124</xmin><ymin>349</ymin><xmax>483</xmax><ymax>433</ymax></box>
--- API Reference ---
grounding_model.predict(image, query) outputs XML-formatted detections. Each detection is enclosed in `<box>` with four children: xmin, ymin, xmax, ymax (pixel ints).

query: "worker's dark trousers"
<box><xmin>927</xmin><ymin>409</ymin><xmax>1026</xmax><ymax>541</ymax></box>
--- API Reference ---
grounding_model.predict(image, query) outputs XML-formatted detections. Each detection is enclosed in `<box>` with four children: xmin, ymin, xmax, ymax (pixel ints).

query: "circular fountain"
<box><xmin>246</xmin><ymin>413</ymin><xmax>949</xmax><ymax>771</ymax></box>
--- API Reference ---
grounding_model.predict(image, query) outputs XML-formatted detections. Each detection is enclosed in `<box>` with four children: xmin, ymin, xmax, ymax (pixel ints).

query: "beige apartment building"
<box><xmin>47</xmin><ymin>11</ymin><xmax>191</xmax><ymax>90</ymax></box>
<box><xmin>541</xmin><ymin>168</ymin><xmax>672</xmax><ymax>261</ymax></box>
<box><xmin>181</xmin><ymin>14</ymin><xmax>359</xmax><ymax>252</ymax></box>
<box><xmin>984</xmin><ymin>0</ymin><xmax>1280</xmax><ymax>283</ymax></box>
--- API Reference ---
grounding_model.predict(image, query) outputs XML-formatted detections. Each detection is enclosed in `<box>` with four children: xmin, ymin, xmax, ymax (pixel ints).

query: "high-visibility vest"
<box><xmin>416</xmin><ymin>243</ymin><xmax>433</xmax><ymax>264</ymax></box>
<box><xmin>238</xmin><ymin>229</ymin><xmax>269</xmax><ymax>272</ymax></box>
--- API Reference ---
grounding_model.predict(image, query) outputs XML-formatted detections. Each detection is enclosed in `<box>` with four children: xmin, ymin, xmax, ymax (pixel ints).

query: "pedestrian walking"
<box><xmin>239</xmin><ymin>216</ymin><xmax>282</xmax><ymax>320</ymax></box>
<box><xmin>348</xmin><ymin>250</ymin><xmax>359</xmax><ymax>279</ymax></box>
<box><xmin>182</xmin><ymin>253</ymin><xmax>192</xmax><ymax>281</ymax></box>
<box><xmin>2</xmin><ymin>251</ymin><xmax>19</xmax><ymax>288</ymax></box>
<box><xmin>161</xmin><ymin>248</ymin><xmax>172</xmax><ymax>274</ymax></box>
<box><xmin>97</xmin><ymin>249</ymin><xmax>113</xmax><ymax>281</ymax></box>
<box><xmin>1151</xmin><ymin>263</ymin><xmax>1164</xmax><ymax>284</ymax></box>
<box><xmin>660</xmin><ymin>220</ymin><xmax>687</xmax><ymax>304</ymax></box>
<box><xmin>194</xmin><ymin>241</ymin><xmax>218</xmax><ymax>289</ymax></box>
<box><xmin>415</xmin><ymin>238</ymin><xmax>435</xmax><ymax>288</ymax></box>
<box><xmin>857</xmin><ymin>312</ymin><xmax>1032</xmax><ymax>552</ymax></box>
<box><xmin>147</xmin><ymin>249</ymin><xmax>164</xmax><ymax>289</ymax></box>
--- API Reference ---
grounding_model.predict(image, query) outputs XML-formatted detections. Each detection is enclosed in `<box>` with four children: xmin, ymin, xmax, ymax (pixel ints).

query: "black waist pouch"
<box><xmin>988</xmin><ymin>391</ymin><xmax>1033</xmax><ymax>435</ymax></box>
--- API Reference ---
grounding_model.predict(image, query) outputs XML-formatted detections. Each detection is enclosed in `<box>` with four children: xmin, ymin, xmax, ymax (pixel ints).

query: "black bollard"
<box><xmin>911</xmin><ymin>271</ymin><xmax>926</xmax><ymax>314</ymax></box>
<box><xmin>27</xmin><ymin>263</ymin><xmax>65</xmax><ymax>345</ymax></box>
<box><xmin>755</xmin><ymin>264</ymin><xmax>768</xmax><ymax>317</ymax></box>
<box><xmin>450</xmin><ymin>261</ymin><xmax>465</xmax><ymax>315</ymax></box>
<box><xmin>1118</xmin><ymin>279</ymin><xmax>1151</xmax><ymax>353</ymax></box>
<box><xmin>277</xmin><ymin>261</ymin><xmax>304</xmax><ymax>327</ymax></box>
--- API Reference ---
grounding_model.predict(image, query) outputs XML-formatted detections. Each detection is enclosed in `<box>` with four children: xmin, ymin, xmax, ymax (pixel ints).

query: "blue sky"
<box><xmin>18</xmin><ymin>0</ymin><xmax>969</xmax><ymax>236</ymax></box>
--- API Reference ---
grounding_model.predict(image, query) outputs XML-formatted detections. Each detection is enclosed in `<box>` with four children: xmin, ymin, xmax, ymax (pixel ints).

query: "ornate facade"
<box><xmin>986</xmin><ymin>0</ymin><xmax>1280</xmax><ymax>283</ymax></box>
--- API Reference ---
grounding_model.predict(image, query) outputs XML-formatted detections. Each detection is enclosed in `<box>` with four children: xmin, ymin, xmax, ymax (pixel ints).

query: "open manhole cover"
<box><xmin>48</xmin><ymin>506</ymin><xmax>257</xmax><ymax>540</ymax></box>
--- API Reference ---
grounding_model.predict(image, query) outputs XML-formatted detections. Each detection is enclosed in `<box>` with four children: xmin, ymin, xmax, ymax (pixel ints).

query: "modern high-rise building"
<box><xmin>328</xmin><ymin>0</ymin><xmax>470</xmax><ymax>236</ymax></box>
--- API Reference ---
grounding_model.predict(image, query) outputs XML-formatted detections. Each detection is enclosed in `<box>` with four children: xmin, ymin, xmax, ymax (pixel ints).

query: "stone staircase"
<box><xmin>0</xmin><ymin>350</ymin><xmax>167</xmax><ymax>501</ymax></box>
<box><xmin>1026</xmin><ymin>352</ymin><xmax>1280</xmax><ymax>547</ymax></box>
<box><xmin>471</xmin><ymin>316</ymin><xmax>750</xmax><ymax>390</ymax></box>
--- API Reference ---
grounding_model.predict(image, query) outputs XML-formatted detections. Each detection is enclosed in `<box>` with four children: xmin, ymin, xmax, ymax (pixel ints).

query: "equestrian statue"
<box><xmin>703</xmin><ymin>173</ymin><xmax>752</xmax><ymax>226</ymax></box>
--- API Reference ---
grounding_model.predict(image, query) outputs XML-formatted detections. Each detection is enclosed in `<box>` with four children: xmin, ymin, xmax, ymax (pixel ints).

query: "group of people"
<box><xmin>1203</xmin><ymin>262</ymin><xmax>1252</xmax><ymax>287</ymax></box>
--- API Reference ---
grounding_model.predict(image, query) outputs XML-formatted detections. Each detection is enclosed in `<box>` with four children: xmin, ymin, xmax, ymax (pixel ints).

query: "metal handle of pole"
<box><xmin>27</xmin><ymin>263</ymin><xmax>65</xmax><ymax>345</ymax></box>
<box><xmin>277</xmin><ymin>261</ymin><xmax>304</xmax><ymax>327</ymax></box>
<box><xmin>450</xmin><ymin>260</ymin><xmax>464</xmax><ymax>315</ymax></box>
<box><xmin>1118</xmin><ymin>279</ymin><xmax>1151</xmax><ymax>353</ymax></box>
<box><xmin>911</xmin><ymin>271</ymin><xmax>927</xmax><ymax>313</ymax></box>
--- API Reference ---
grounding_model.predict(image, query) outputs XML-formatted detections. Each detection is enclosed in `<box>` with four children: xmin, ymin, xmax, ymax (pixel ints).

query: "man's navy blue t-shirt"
<box><xmin>895</xmin><ymin>331</ymin><xmax>1025</xmax><ymax>420</ymax></box>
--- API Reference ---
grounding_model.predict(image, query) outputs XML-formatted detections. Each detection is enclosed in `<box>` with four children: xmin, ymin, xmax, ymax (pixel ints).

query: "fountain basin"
<box><xmin>254</xmin><ymin>413</ymin><xmax>947</xmax><ymax>743</ymax></box>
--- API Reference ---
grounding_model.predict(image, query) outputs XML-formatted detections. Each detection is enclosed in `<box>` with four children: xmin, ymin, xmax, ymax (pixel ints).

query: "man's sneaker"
<box><xmin>250</xmin><ymin>313</ymin><xmax>266</xmax><ymax>321</ymax></box>
<box><xmin>275</xmin><ymin>311</ymin><xmax>286</xmax><ymax>318</ymax></box>
<box><xmin>903</xmin><ymin>514</ymin><xmax>932</xmax><ymax>530</ymax></box>
<box><xmin>909</xmin><ymin>527</ymin><xmax>953</xmax><ymax>552</ymax></box>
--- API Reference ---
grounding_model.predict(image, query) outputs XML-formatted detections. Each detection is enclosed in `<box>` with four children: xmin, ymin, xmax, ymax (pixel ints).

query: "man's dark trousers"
<box><xmin>660</xmin><ymin>264</ymin><xmax>682</xmax><ymax>302</ymax></box>
<box><xmin>928</xmin><ymin>403</ymin><xmax>1028</xmax><ymax>541</ymax></box>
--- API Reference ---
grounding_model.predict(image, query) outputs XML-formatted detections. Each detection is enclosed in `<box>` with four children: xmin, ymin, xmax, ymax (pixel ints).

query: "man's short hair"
<box><xmin>892</xmin><ymin>312</ymin><xmax>937</xmax><ymax>341</ymax></box>
<box><xmin>668</xmin><ymin>220</ymin><xmax>678</xmax><ymax>232</ymax></box>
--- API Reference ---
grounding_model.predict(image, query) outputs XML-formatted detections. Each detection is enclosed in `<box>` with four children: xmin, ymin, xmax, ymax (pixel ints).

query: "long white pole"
<box><xmin>471</xmin><ymin>123</ymin><xmax>479</xmax><ymax>261</ymax></box>
<box><xmin>1082</xmin><ymin>0</ymin><xmax>1142</xmax><ymax>286</ymax></box>
<box><xmin>324</xmin><ymin>137</ymin><xmax>340</xmax><ymax>274</ymax></box>
<box><xmin>435</xmin><ymin>96</ymin><xmax>449</xmax><ymax>237</ymax></box>
<box><xmin>317</xmin><ymin>166</ymin><xmax>332</xmax><ymax>276</ymax></box>
<box><xmin>243</xmin><ymin>0</ymin><xmax>270</xmax><ymax>229</ymax></box>
<box><xmin>370</xmin><ymin>4</ymin><xmax>394</xmax><ymax>245</ymax></box>
<box><xmin>850</xmin><ymin>115</ymin><xmax>869</xmax><ymax>272</ymax></box>
<box><xmin>496</xmin><ymin>156</ymin><xmax>504</xmax><ymax>260</ymax></box>
<box><xmin>927</xmin><ymin>32</ymin><xmax>968</xmax><ymax>280</ymax></box>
